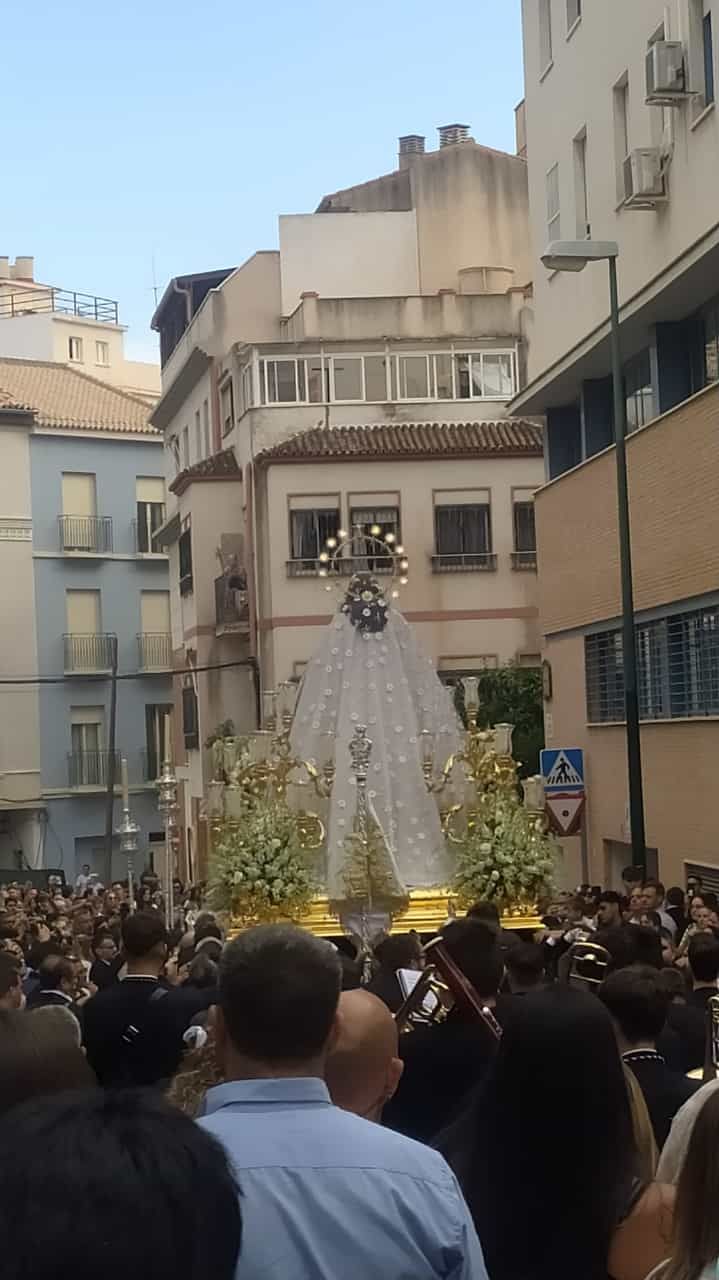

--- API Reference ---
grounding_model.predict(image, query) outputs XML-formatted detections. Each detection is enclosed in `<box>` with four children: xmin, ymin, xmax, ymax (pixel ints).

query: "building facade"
<box><xmin>514</xmin><ymin>0</ymin><xmax>719</xmax><ymax>886</ymax></box>
<box><xmin>150</xmin><ymin>126</ymin><xmax>540</xmax><ymax>851</ymax></box>
<box><xmin>253</xmin><ymin>420</ymin><xmax>544</xmax><ymax>692</ymax></box>
<box><xmin>0</xmin><ymin>358</ymin><xmax>171</xmax><ymax>880</ymax></box>
<box><xmin>0</xmin><ymin>256</ymin><xmax>160</xmax><ymax>400</ymax></box>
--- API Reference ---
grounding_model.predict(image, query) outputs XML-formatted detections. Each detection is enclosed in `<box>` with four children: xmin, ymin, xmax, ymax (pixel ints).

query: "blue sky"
<box><xmin>3</xmin><ymin>0</ymin><xmax>524</xmax><ymax>361</ymax></box>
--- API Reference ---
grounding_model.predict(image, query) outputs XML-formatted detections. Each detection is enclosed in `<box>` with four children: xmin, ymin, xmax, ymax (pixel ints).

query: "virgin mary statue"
<box><xmin>290</xmin><ymin>572</ymin><xmax>461</xmax><ymax>914</ymax></box>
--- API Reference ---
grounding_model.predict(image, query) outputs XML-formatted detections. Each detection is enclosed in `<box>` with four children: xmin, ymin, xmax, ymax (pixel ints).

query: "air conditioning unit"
<box><xmin>646</xmin><ymin>40</ymin><xmax>688</xmax><ymax>104</ymax></box>
<box><xmin>623</xmin><ymin>148</ymin><xmax>667</xmax><ymax>209</ymax></box>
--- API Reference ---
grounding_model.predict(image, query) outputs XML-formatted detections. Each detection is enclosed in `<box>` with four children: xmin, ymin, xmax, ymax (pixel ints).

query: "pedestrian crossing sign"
<box><xmin>540</xmin><ymin>748</ymin><xmax>585</xmax><ymax>795</ymax></box>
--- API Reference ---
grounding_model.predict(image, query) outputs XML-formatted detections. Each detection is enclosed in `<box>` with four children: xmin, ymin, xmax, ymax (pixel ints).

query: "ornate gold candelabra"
<box><xmin>419</xmin><ymin>675</ymin><xmax>545</xmax><ymax>845</ymax></box>
<box><xmin>212</xmin><ymin>682</ymin><xmax>334</xmax><ymax>849</ymax></box>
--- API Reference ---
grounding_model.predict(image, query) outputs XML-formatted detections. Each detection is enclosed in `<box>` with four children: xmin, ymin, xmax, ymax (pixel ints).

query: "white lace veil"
<box><xmin>290</xmin><ymin>602</ymin><xmax>461</xmax><ymax>902</ymax></box>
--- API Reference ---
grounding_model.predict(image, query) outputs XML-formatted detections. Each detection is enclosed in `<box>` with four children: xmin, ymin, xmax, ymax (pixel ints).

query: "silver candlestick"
<box><xmin>156</xmin><ymin>759</ymin><xmax>179</xmax><ymax>929</ymax></box>
<box><xmin>116</xmin><ymin>756</ymin><xmax>139</xmax><ymax>910</ymax></box>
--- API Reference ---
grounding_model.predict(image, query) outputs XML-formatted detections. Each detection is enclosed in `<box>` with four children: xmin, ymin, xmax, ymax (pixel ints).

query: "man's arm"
<box><xmin>447</xmin><ymin>1180</ymin><xmax>489</xmax><ymax>1280</ymax></box>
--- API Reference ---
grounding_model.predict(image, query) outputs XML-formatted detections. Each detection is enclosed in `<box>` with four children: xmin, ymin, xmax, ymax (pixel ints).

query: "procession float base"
<box><xmin>230</xmin><ymin>889</ymin><xmax>542</xmax><ymax>938</ymax></box>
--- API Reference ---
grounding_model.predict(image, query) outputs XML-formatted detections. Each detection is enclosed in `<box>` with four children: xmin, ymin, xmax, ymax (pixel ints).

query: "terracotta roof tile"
<box><xmin>169</xmin><ymin>446</ymin><xmax>241</xmax><ymax>495</ymax></box>
<box><xmin>0</xmin><ymin>357</ymin><xmax>156</xmax><ymax>434</ymax></box>
<box><xmin>255</xmin><ymin>420</ymin><xmax>543</xmax><ymax>464</ymax></box>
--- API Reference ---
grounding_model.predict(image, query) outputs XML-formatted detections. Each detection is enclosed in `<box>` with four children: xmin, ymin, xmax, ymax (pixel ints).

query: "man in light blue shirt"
<box><xmin>198</xmin><ymin>923</ymin><xmax>488</xmax><ymax>1280</ymax></box>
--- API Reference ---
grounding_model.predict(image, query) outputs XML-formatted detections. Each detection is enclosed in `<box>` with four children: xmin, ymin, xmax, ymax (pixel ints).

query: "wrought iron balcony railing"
<box><xmin>286</xmin><ymin>555</ymin><xmax>394</xmax><ymax>578</ymax></box>
<box><xmin>59</xmin><ymin>515</ymin><xmax>113</xmax><ymax>554</ymax></box>
<box><xmin>511</xmin><ymin>550</ymin><xmax>537</xmax><ymax>570</ymax></box>
<box><xmin>137</xmin><ymin>633</ymin><xmax>172</xmax><ymax>670</ymax></box>
<box><xmin>0</xmin><ymin>288</ymin><xmax>118</xmax><ymax>323</ymax></box>
<box><xmin>67</xmin><ymin>750</ymin><xmax>121</xmax><ymax>788</ymax></box>
<box><xmin>430</xmin><ymin>552</ymin><xmax>497</xmax><ymax>573</ymax></box>
<box><xmin>63</xmin><ymin>633</ymin><xmax>116</xmax><ymax>673</ymax></box>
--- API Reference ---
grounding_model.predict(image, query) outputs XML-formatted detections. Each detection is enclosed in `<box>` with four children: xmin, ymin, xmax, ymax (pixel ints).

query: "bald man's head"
<box><xmin>325</xmin><ymin>989</ymin><xmax>403</xmax><ymax>1122</ymax></box>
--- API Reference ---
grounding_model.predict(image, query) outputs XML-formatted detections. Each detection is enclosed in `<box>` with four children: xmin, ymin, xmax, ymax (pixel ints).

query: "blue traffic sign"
<box><xmin>540</xmin><ymin>747</ymin><xmax>585</xmax><ymax>795</ymax></box>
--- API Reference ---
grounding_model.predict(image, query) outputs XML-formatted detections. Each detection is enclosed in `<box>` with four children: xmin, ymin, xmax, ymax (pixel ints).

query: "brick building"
<box><xmin>513</xmin><ymin>0</ymin><xmax>719</xmax><ymax>886</ymax></box>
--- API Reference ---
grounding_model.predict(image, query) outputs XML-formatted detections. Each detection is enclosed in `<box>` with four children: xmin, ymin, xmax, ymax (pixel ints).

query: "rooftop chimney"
<box><xmin>11</xmin><ymin>256</ymin><xmax>34</xmax><ymax>281</ymax></box>
<box><xmin>0</xmin><ymin>257</ymin><xmax>10</xmax><ymax>280</ymax></box>
<box><xmin>438</xmin><ymin>123</ymin><xmax>470</xmax><ymax>148</ymax></box>
<box><xmin>398</xmin><ymin>134</ymin><xmax>425</xmax><ymax>170</ymax></box>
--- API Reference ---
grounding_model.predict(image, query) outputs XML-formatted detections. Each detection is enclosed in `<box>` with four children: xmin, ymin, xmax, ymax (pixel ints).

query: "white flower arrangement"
<box><xmin>453</xmin><ymin>792</ymin><xmax>556</xmax><ymax>911</ymax></box>
<box><xmin>209</xmin><ymin>800</ymin><xmax>314</xmax><ymax>925</ymax></box>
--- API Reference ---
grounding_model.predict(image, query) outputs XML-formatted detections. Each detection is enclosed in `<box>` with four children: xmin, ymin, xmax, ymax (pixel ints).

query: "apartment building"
<box><xmin>0</xmin><ymin>256</ymin><xmax>160</xmax><ymax>400</ymax></box>
<box><xmin>0</xmin><ymin>358</ymin><xmax>171</xmax><ymax>880</ymax></box>
<box><xmin>514</xmin><ymin>0</ymin><xmax>719</xmax><ymax>886</ymax></box>
<box><xmin>253</xmin><ymin>420</ymin><xmax>543</xmax><ymax>692</ymax></box>
<box><xmin>151</xmin><ymin>126</ymin><xmax>540</xmax><ymax>850</ymax></box>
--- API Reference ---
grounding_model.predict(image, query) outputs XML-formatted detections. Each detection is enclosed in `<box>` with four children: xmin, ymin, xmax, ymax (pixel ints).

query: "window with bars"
<box><xmin>624</xmin><ymin>349</ymin><xmax>655</xmax><ymax>432</ymax></box>
<box><xmin>350</xmin><ymin>507</ymin><xmax>399</xmax><ymax>569</ymax></box>
<box><xmin>289</xmin><ymin>508</ymin><xmax>340</xmax><ymax>569</ymax></box>
<box><xmin>513</xmin><ymin>501</ymin><xmax>537</xmax><ymax>568</ymax></box>
<box><xmin>434</xmin><ymin>504</ymin><xmax>492</xmax><ymax>568</ymax></box>
<box><xmin>585</xmin><ymin>606</ymin><xmax>719</xmax><ymax>723</ymax></box>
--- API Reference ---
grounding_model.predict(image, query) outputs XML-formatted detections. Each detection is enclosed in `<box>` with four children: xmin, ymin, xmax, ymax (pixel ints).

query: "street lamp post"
<box><xmin>540</xmin><ymin>241</ymin><xmax>647</xmax><ymax>872</ymax></box>
<box><xmin>156</xmin><ymin>759</ymin><xmax>178</xmax><ymax>929</ymax></box>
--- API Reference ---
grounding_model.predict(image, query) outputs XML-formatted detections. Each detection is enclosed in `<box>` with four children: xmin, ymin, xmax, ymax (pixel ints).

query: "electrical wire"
<box><xmin>0</xmin><ymin>657</ymin><xmax>256</xmax><ymax>687</ymax></box>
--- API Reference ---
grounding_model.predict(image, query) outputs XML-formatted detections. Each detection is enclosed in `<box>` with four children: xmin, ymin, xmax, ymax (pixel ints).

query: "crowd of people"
<box><xmin>1</xmin><ymin>866</ymin><xmax>719</xmax><ymax>1279</ymax></box>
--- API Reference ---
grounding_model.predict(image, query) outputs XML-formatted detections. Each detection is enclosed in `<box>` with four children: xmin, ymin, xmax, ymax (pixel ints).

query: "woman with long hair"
<box><xmin>654</xmin><ymin>1086</ymin><xmax>719</xmax><ymax>1280</ymax></box>
<box><xmin>438</xmin><ymin>986</ymin><xmax>673</xmax><ymax>1280</ymax></box>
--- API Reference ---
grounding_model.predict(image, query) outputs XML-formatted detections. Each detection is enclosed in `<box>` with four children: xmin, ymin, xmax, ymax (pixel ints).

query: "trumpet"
<box><xmin>395</xmin><ymin>935</ymin><xmax>502</xmax><ymax>1041</ymax></box>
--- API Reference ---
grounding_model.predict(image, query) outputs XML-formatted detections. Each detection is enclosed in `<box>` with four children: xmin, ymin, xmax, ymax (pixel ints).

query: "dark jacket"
<box><xmin>89</xmin><ymin>959</ymin><xmax>117</xmax><ymax>991</ymax></box>
<box><xmin>623</xmin><ymin>1049</ymin><xmax>698</xmax><ymax>1147</ymax></box>
<box><xmin>661</xmin><ymin>986</ymin><xmax>715</xmax><ymax>1073</ymax></box>
<box><xmin>383</xmin><ymin>1006</ymin><xmax>502</xmax><ymax>1143</ymax></box>
<box><xmin>26</xmin><ymin>988</ymin><xmax>83</xmax><ymax>1022</ymax></box>
<box><xmin>82</xmin><ymin>977</ymin><xmax>213</xmax><ymax>1088</ymax></box>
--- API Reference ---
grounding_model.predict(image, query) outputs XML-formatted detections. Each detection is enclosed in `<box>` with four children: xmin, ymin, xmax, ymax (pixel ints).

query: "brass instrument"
<box><xmin>395</xmin><ymin>935</ymin><xmax>502</xmax><ymax>1041</ymax></box>
<box><xmin>566</xmin><ymin>939</ymin><xmax>612</xmax><ymax>992</ymax></box>
<box><xmin>698</xmin><ymin>993</ymin><xmax>719</xmax><ymax>1083</ymax></box>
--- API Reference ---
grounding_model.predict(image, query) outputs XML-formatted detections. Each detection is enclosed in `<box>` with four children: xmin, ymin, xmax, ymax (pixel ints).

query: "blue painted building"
<box><xmin>6</xmin><ymin>358</ymin><xmax>174</xmax><ymax>881</ymax></box>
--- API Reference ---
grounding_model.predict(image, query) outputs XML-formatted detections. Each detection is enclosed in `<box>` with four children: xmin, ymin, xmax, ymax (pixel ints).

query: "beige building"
<box><xmin>0</xmin><ymin>256</ymin><xmax>160</xmax><ymax>400</ymax></box>
<box><xmin>514</xmin><ymin>0</ymin><xmax>719</xmax><ymax>887</ymax></box>
<box><xmin>151</xmin><ymin>126</ymin><xmax>540</xmax><ymax>848</ymax></box>
<box><xmin>253</xmin><ymin>421</ymin><xmax>544</xmax><ymax>692</ymax></box>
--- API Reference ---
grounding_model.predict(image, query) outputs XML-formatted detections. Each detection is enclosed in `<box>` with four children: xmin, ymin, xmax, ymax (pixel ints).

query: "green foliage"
<box><xmin>209</xmin><ymin>799</ymin><xmax>314</xmax><ymax>924</ymax></box>
<box><xmin>453</xmin><ymin>793</ymin><xmax>556</xmax><ymax>911</ymax></box>
<box><xmin>453</xmin><ymin>666</ymin><xmax>544</xmax><ymax>777</ymax></box>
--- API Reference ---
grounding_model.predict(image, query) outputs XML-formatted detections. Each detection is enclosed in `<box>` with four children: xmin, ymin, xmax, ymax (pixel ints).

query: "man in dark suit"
<box><xmin>665</xmin><ymin>932</ymin><xmax>719</xmax><ymax>1072</ymax></box>
<box><xmin>26</xmin><ymin>954</ymin><xmax>83</xmax><ymax>1023</ymax></box>
<box><xmin>382</xmin><ymin>918</ymin><xmax>503</xmax><ymax>1143</ymax></box>
<box><xmin>83</xmin><ymin>912</ymin><xmax>213</xmax><ymax>1088</ymax></box>
<box><xmin>600</xmin><ymin>964</ymin><xmax>697</xmax><ymax>1147</ymax></box>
